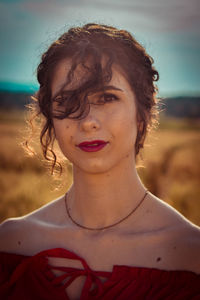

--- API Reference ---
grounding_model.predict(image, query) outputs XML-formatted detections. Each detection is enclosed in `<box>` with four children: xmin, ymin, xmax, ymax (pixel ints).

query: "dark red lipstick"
<box><xmin>77</xmin><ymin>140</ymin><xmax>108</xmax><ymax>152</ymax></box>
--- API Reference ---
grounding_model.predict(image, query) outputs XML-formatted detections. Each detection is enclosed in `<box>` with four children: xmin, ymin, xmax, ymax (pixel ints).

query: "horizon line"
<box><xmin>0</xmin><ymin>81</ymin><xmax>200</xmax><ymax>98</ymax></box>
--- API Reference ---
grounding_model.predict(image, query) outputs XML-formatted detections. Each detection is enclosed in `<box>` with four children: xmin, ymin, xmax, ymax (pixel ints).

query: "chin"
<box><xmin>74</xmin><ymin>159</ymin><xmax>114</xmax><ymax>175</ymax></box>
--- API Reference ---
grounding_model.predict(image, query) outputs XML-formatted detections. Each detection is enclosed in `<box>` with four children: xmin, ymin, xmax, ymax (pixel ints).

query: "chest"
<box><xmin>31</xmin><ymin>223</ymin><xmax>177</xmax><ymax>271</ymax></box>
<box><xmin>20</xmin><ymin>223</ymin><xmax>181</xmax><ymax>299</ymax></box>
<box><xmin>43</xmin><ymin>230</ymin><xmax>166</xmax><ymax>300</ymax></box>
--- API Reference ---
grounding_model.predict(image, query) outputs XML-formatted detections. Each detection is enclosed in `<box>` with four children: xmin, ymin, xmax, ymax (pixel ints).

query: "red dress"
<box><xmin>0</xmin><ymin>247</ymin><xmax>199</xmax><ymax>299</ymax></box>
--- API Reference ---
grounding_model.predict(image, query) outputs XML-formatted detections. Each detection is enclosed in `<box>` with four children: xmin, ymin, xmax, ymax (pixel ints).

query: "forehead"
<box><xmin>51</xmin><ymin>57</ymin><xmax>134</xmax><ymax>100</ymax></box>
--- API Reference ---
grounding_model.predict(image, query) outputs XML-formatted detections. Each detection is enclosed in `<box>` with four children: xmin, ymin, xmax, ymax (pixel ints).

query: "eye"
<box><xmin>52</xmin><ymin>98</ymin><xmax>64</xmax><ymax>109</ymax></box>
<box><xmin>95</xmin><ymin>93</ymin><xmax>119</xmax><ymax>105</ymax></box>
<box><xmin>52</xmin><ymin>97</ymin><xmax>66</xmax><ymax>116</ymax></box>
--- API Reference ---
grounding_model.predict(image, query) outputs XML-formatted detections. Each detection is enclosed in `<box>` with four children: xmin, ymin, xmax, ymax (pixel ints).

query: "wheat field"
<box><xmin>0</xmin><ymin>110</ymin><xmax>200</xmax><ymax>226</ymax></box>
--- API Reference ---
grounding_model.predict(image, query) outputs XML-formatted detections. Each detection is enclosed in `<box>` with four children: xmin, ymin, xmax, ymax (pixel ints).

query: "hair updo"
<box><xmin>28</xmin><ymin>23</ymin><xmax>159</xmax><ymax>174</ymax></box>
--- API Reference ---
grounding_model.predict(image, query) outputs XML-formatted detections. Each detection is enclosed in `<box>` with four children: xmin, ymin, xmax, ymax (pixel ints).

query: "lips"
<box><xmin>77</xmin><ymin>140</ymin><xmax>108</xmax><ymax>152</ymax></box>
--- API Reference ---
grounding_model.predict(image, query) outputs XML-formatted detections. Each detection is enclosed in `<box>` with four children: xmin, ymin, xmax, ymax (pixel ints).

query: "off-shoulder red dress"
<box><xmin>0</xmin><ymin>247</ymin><xmax>199</xmax><ymax>299</ymax></box>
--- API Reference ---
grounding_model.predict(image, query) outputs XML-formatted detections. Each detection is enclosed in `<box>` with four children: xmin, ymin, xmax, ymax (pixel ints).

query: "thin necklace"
<box><xmin>65</xmin><ymin>190</ymin><xmax>148</xmax><ymax>231</ymax></box>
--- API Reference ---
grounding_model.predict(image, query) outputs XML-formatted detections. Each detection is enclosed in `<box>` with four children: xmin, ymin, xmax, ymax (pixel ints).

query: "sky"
<box><xmin>0</xmin><ymin>0</ymin><xmax>200</xmax><ymax>96</ymax></box>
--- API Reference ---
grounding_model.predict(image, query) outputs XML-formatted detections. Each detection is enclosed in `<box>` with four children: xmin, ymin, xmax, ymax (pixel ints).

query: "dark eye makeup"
<box><xmin>90</xmin><ymin>92</ymin><xmax>119</xmax><ymax>105</ymax></box>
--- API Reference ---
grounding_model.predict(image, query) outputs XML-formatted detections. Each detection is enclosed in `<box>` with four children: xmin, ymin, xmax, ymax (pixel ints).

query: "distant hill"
<box><xmin>0</xmin><ymin>89</ymin><xmax>200</xmax><ymax>118</ymax></box>
<box><xmin>160</xmin><ymin>96</ymin><xmax>200</xmax><ymax>119</ymax></box>
<box><xmin>0</xmin><ymin>81</ymin><xmax>37</xmax><ymax>110</ymax></box>
<box><xmin>0</xmin><ymin>91</ymin><xmax>32</xmax><ymax>110</ymax></box>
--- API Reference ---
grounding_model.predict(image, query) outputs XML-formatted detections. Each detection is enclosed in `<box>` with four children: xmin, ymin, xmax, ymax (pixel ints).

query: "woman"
<box><xmin>0</xmin><ymin>23</ymin><xmax>200</xmax><ymax>300</ymax></box>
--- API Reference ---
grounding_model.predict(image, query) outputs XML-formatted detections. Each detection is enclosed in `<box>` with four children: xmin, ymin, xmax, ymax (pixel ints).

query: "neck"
<box><xmin>67</xmin><ymin>156</ymin><xmax>146</xmax><ymax>230</ymax></box>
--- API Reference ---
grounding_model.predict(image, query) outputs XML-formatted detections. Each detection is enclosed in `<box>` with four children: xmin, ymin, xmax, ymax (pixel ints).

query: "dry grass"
<box><xmin>0</xmin><ymin>111</ymin><xmax>199</xmax><ymax>226</ymax></box>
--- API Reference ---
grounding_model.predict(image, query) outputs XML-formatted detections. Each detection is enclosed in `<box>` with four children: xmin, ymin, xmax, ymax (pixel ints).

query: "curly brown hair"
<box><xmin>27</xmin><ymin>23</ymin><xmax>159</xmax><ymax>174</ymax></box>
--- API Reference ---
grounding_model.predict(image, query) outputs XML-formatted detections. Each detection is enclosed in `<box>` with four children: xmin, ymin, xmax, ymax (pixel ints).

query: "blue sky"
<box><xmin>0</xmin><ymin>0</ymin><xmax>200</xmax><ymax>96</ymax></box>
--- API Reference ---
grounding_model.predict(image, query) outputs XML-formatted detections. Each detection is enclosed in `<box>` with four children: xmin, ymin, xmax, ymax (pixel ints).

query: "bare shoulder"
<box><xmin>172</xmin><ymin>222</ymin><xmax>200</xmax><ymax>274</ymax></box>
<box><xmin>0</xmin><ymin>195</ymin><xmax>66</xmax><ymax>254</ymax></box>
<box><xmin>147</xmin><ymin>193</ymin><xmax>200</xmax><ymax>273</ymax></box>
<box><xmin>0</xmin><ymin>216</ymin><xmax>28</xmax><ymax>252</ymax></box>
<box><xmin>146</xmin><ymin>192</ymin><xmax>198</xmax><ymax>228</ymax></box>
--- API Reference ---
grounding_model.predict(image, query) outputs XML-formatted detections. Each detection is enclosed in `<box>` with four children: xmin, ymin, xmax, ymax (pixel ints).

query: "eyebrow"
<box><xmin>95</xmin><ymin>85</ymin><xmax>124</xmax><ymax>93</ymax></box>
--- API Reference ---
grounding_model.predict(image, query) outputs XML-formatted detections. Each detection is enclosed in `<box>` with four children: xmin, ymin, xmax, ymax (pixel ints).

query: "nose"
<box><xmin>79</xmin><ymin>106</ymin><xmax>101</xmax><ymax>132</ymax></box>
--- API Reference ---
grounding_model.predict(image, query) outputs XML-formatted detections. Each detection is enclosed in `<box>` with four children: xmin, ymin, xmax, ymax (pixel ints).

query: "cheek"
<box><xmin>53</xmin><ymin>120</ymin><xmax>72</xmax><ymax>147</ymax></box>
<box><xmin>114</xmin><ymin>106</ymin><xmax>137</xmax><ymax>137</ymax></box>
<box><xmin>114</xmin><ymin>108</ymin><xmax>138</xmax><ymax>156</ymax></box>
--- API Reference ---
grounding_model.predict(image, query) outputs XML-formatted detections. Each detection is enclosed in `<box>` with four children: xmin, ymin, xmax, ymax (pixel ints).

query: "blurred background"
<box><xmin>0</xmin><ymin>0</ymin><xmax>200</xmax><ymax>225</ymax></box>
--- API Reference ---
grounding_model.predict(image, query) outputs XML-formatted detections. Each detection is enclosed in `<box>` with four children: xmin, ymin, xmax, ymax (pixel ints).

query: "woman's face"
<box><xmin>51</xmin><ymin>59</ymin><xmax>138</xmax><ymax>174</ymax></box>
